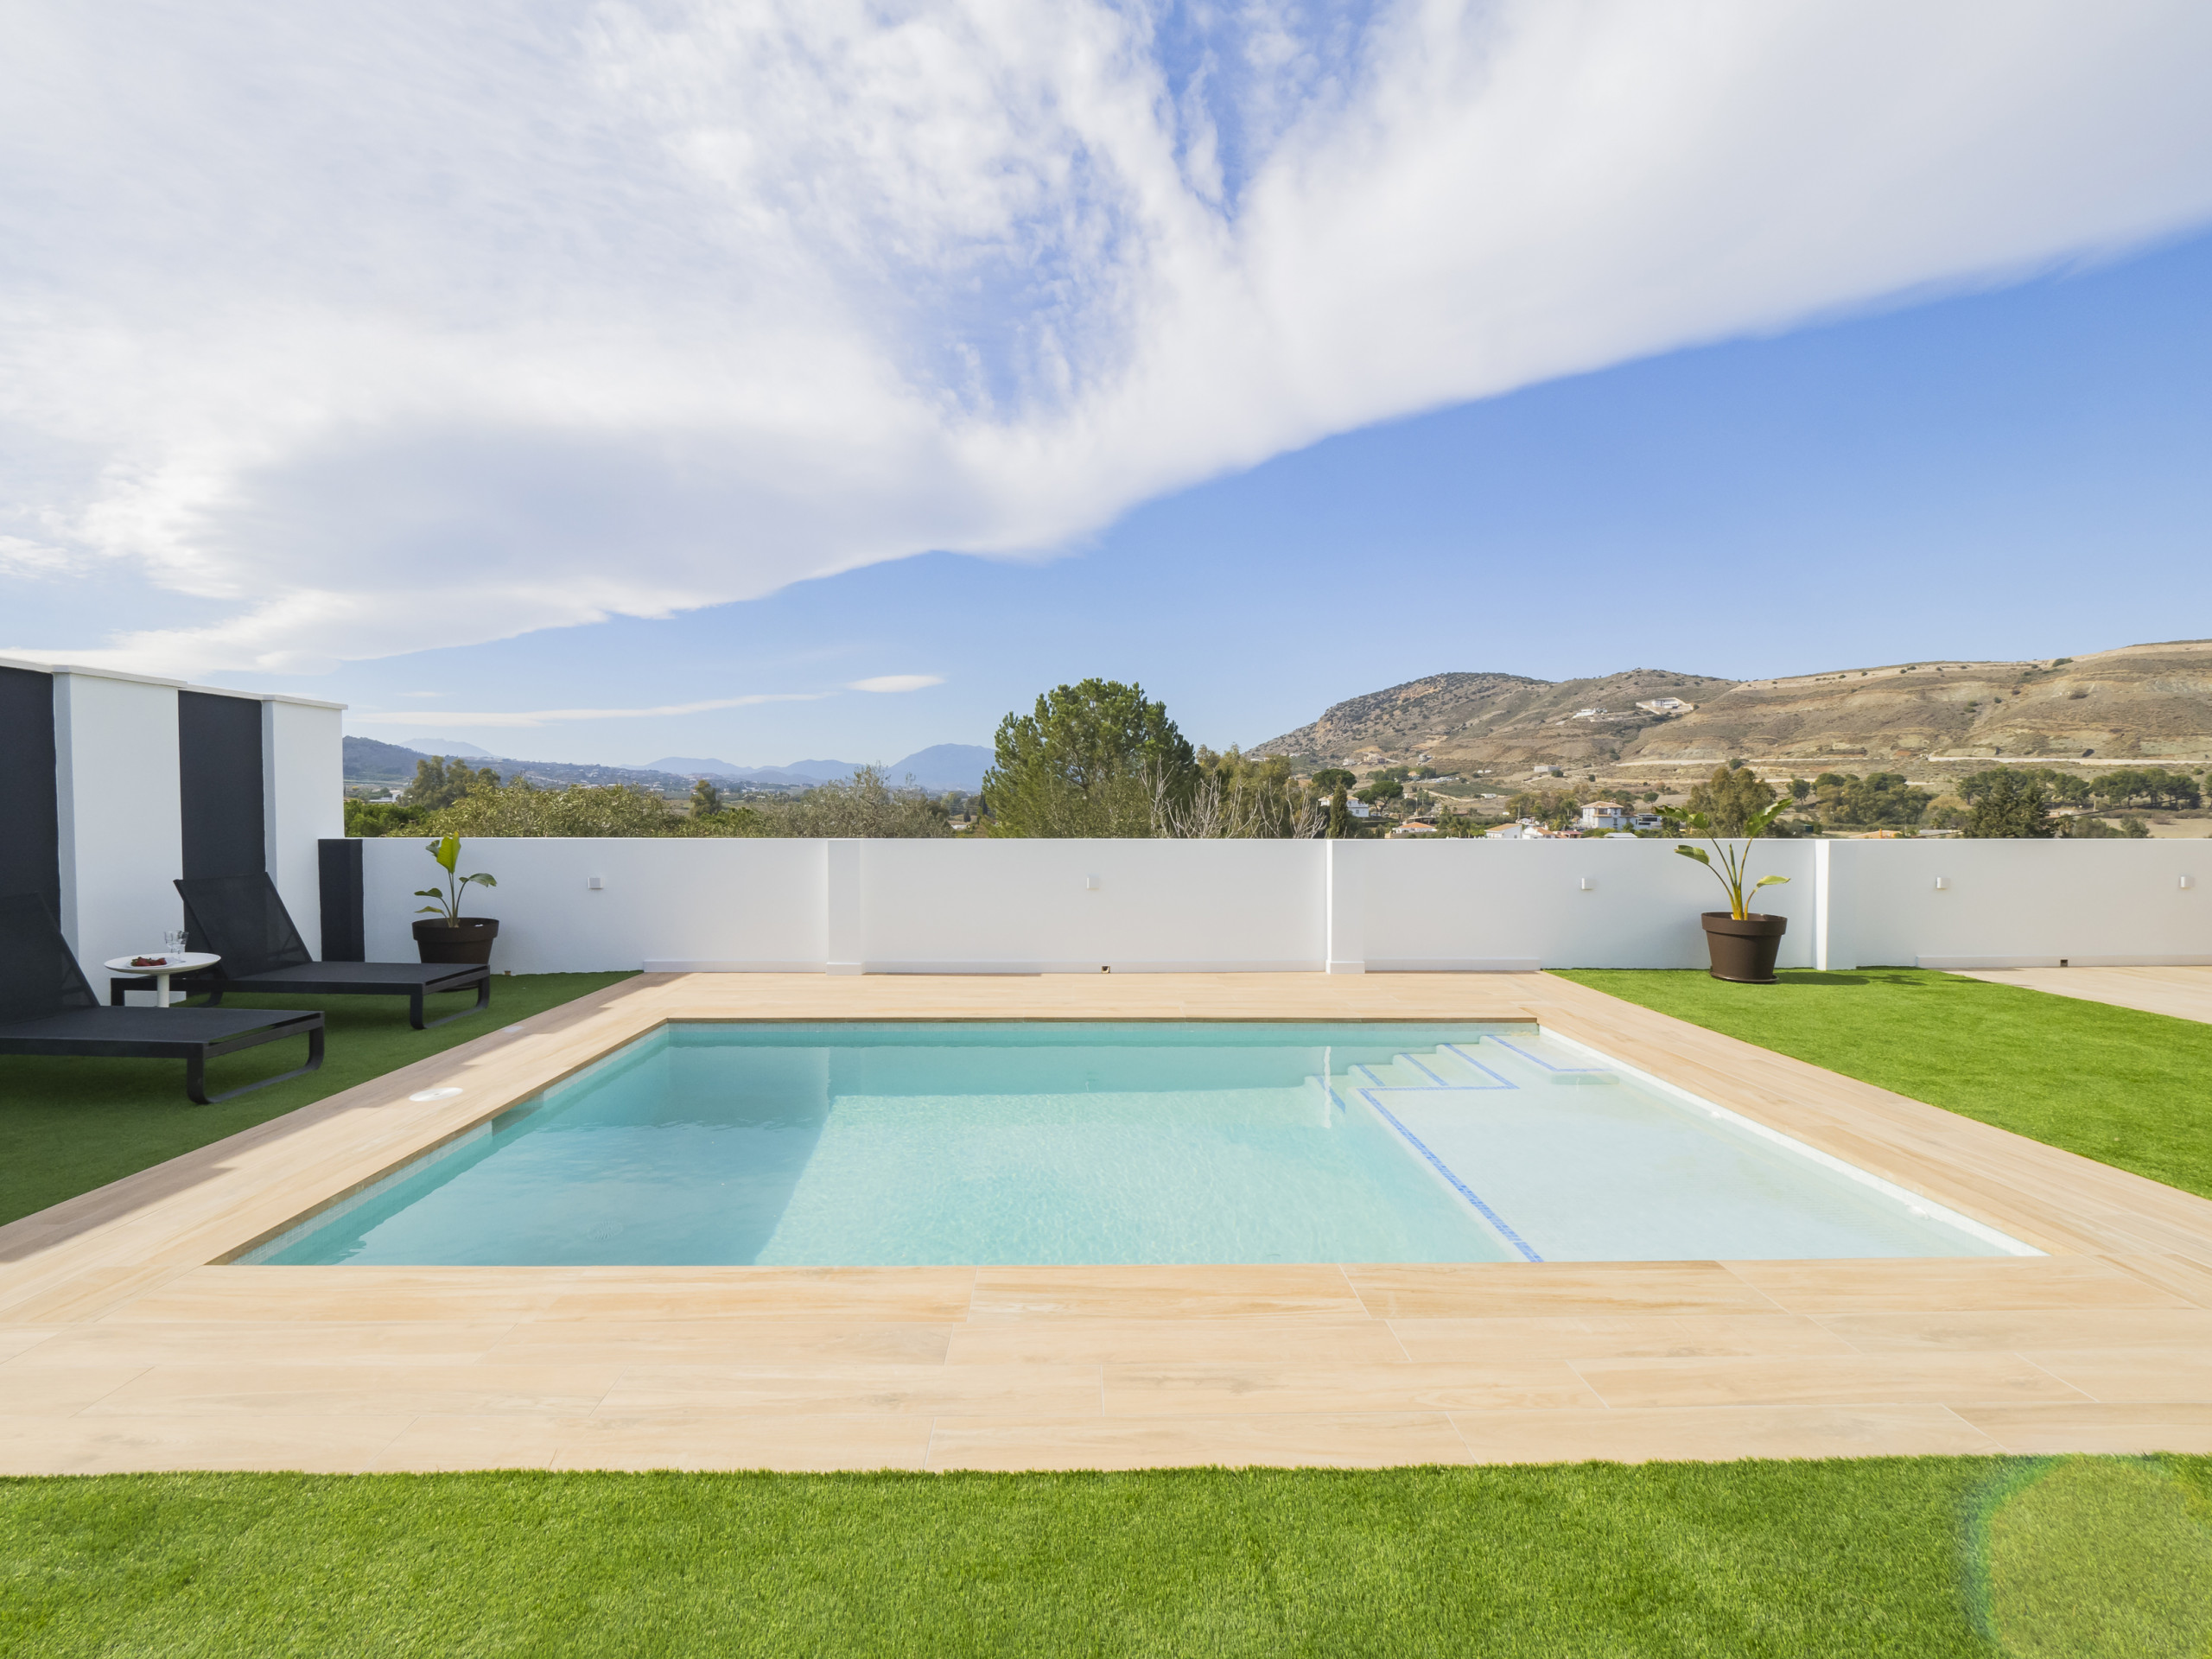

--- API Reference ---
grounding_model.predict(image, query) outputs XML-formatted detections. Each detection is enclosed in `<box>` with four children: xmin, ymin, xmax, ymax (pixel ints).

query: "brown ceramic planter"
<box><xmin>1700</xmin><ymin>912</ymin><xmax>1787</xmax><ymax>983</ymax></box>
<box><xmin>413</xmin><ymin>917</ymin><xmax>500</xmax><ymax>965</ymax></box>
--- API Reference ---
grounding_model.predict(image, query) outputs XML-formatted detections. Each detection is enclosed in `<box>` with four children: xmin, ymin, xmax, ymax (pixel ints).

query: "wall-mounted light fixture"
<box><xmin>588</xmin><ymin>875</ymin><xmax>604</xmax><ymax>891</ymax></box>
<box><xmin>2183</xmin><ymin>875</ymin><xmax>2197</xmax><ymax>891</ymax></box>
<box><xmin>1580</xmin><ymin>877</ymin><xmax>1595</xmax><ymax>892</ymax></box>
<box><xmin>1933</xmin><ymin>876</ymin><xmax>1949</xmax><ymax>891</ymax></box>
<box><xmin>1084</xmin><ymin>874</ymin><xmax>1100</xmax><ymax>891</ymax></box>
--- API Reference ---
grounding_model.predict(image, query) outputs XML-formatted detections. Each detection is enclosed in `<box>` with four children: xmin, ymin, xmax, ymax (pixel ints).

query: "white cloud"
<box><xmin>352</xmin><ymin>694</ymin><xmax>828</xmax><ymax>728</ymax></box>
<box><xmin>4</xmin><ymin>0</ymin><xmax>2212</xmax><ymax>677</ymax></box>
<box><xmin>849</xmin><ymin>675</ymin><xmax>947</xmax><ymax>693</ymax></box>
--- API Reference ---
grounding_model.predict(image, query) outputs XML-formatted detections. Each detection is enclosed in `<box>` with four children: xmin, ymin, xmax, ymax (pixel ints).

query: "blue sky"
<box><xmin>222</xmin><ymin>228</ymin><xmax>2212</xmax><ymax>766</ymax></box>
<box><xmin>6</xmin><ymin>3</ymin><xmax>2212</xmax><ymax>766</ymax></box>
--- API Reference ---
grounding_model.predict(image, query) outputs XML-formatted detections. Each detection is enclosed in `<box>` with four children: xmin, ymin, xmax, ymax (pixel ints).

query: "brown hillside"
<box><xmin>1255</xmin><ymin>640</ymin><xmax>2212</xmax><ymax>773</ymax></box>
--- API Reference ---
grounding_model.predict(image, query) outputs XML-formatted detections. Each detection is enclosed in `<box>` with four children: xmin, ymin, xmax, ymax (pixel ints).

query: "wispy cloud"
<box><xmin>849</xmin><ymin>675</ymin><xmax>945</xmax><ymax>693</ymax></box>
<box><xmin>352</xmin><ymin>694</ymin><xmax>829</xmax><ymax>729</ymax></box>
<box><xmin>6</xmin><ymin>1</ymin><xmax>2212</xmax><ymax>677</ymax></box>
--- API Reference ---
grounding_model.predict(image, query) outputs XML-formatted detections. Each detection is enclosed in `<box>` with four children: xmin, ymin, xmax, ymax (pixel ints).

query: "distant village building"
<box><xmin>1577</xmin><ymin>801</ymin><xmax>1631</xmax><ymax>833</ymax></box>
<box><xmin>1635</xmin><ymin>697</ymin><xmax>1693</xmax><ymax>715</ymax></box>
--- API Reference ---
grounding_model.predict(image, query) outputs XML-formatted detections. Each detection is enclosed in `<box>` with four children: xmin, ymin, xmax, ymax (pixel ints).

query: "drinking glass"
<box><xmin>163</xmin><ymin>929</ymin><xmax>188</xmax><ymax>956</ymax></box>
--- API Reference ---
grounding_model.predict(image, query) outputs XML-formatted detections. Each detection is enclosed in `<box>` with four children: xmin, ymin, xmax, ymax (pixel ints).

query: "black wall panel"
<box><xmin>0</xmin><ymin>666</ymin><xmax>60</xmax><ymax>909</ymax></box>
<box><xmin>178</xmin><ymin>690</ymin><xmax>265</xmax><ymax>880</ymax></box>
<box><xmin>318</xmin><ymin>837</ymin><xmax>365</xmax><ymax>961</ymax></box>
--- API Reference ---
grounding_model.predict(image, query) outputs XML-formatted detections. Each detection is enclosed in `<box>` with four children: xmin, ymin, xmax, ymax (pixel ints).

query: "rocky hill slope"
<box><xmin>1255</xmin><ymin>639</ymin><xmax>2212</xmax><ymax>773</ymax></box>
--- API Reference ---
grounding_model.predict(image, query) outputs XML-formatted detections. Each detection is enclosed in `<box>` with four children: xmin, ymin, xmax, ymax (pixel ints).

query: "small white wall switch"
<box><xmin>1084</xmin><ymin>874</ymin><xmax>1100</xmax><ymax>891</ymax></box>
<box><xmin>588</xmin><ymin>875</ymin><xmax>603</xmax><ymax>891</ymax></box>
<box><xmin>1933</xmin><ymin>876</ymin><xmax>1948</xmax><ymax>891</ymax></box>
<box><xmin>1579</xmin><ymin>877</ymin><xmax>1595</xmax><ymax>892</ymax></box>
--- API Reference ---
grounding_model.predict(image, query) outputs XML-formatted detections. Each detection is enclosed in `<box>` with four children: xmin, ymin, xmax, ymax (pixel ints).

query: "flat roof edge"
<box><xmin>0</xmin><ymin>654</ymin><xmax>347</xmax><ymax>709</ymax></box>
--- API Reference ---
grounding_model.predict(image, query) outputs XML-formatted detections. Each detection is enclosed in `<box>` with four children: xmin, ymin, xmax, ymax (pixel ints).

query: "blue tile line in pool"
<box><xmin>1486</xmin><ymin>1036</ymin><xmax>1608</xmax><ymax>1074</ymax></box>
<box><xmin>1343</xmin><ymin>1084</ymin><xmax>1544</xmax><ymax>1262</ymax></box>
<box><xmin>1330</xmin><ymin>1052</ymin><xmax>1546</xmax><ymax>1262</ymax></box>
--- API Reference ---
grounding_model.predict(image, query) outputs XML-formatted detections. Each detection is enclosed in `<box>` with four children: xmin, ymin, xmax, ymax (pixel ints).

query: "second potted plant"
<box><xmin>1675</xmin><ymin>798</ymin><xmax>1790</xmax><ymax>982</ymax></box>
<box><xmin>412</xmin><ymin>833</ymin><xmax>500</xmax><ymax>965</ymax></box>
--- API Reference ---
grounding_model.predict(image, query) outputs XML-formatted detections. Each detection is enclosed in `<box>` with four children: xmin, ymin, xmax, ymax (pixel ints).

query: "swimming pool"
<box><xmin>245</xmin><ymin>1021</ymin><xmax>2033</xmax><ymax>1266</ymax></box>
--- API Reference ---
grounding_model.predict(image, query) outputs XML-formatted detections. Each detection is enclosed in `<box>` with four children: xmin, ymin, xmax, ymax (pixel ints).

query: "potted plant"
<box><xmin>1675</xmin><ymin>798</ymin><xmax>1790</xmax><ymax>982</ymax></box>
<box><xmin>412</xmin><ymin>833</ymin><xmax>500</xmax><ymax>964</ymax></box>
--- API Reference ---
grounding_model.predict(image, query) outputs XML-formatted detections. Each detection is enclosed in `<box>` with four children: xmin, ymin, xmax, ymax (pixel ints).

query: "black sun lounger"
<box><xmin>162</xmin><ymin>874</ymin><xmax>491</xmax><ymax>1031</ymax></box>
<box><xmin>0</xmin><ymin>893</ymin><xmax>323</xmax><ymax>1105</ymax></box>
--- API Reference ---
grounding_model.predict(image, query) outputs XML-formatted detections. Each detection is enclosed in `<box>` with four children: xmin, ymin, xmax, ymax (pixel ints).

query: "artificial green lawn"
<box><xmin>0</xmin><ymin>973</ymin><xmax>635</xmax><ymax>1229</ymax></box>
<box><xmin>5</xmin><ymin>1458</ymin><xmax>2209</xmax><ymax>1656</ymax></box>
<box><xmin>1553</xmin><ymin>967</ymin><xmax>2212</xmax><ymax>1202</ymax></box>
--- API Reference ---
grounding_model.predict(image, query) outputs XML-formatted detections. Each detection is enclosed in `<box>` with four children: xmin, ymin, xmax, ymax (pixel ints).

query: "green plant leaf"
<box><xmin>426</xmin><ymin>833</ymin><xmax>460</xmax><ymax>874</ymax></box>
<box><xmin>1674</xmin><ymin>845</ymin><xmax>1711</xmax><ymax>866</ymax></box>
<box><xmin>1754</xmin><ymin>874</ymin><xmax>1790</xmax><ymax>889</ymax></box>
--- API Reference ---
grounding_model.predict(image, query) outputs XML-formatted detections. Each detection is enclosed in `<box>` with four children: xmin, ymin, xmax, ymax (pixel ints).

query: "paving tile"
<box><xmin>1345</xmin><ymin>1262</ymin><xmax>1779</xmax><ymax>1319</ymax></box>
<box><xmin>1101</xmin><ymin>1360</ymin><xmax>1602</xmax><ymax>1415</ymax></box>
<box><xmin>1446</xmin><ymin>1405</ymin><xmax>2002</xmax><ymax>1465</ymax></box>
<box><xmin>80</xmin><ymin>1363</ymin><xmax>620</xmax><ymax>1418</ymax></box>
<box><xmin>2111</xmin><ymin>1254</ymin><xmax>2212</xmax><ymax>1309</ymax></box>
<box><xmin>1389</xmin><ymin>1314</ymin><xmax>1854</xmax><ymax>1363</ymax></box>
<box><xmin>969</xmin><ymin>1266</ymin><xmax>1363</xmax><ymax>1321</ymax></box>
<box><xmin>925</xmin><ymin>1412</ymin><xmax>1474</xmax><ymax>1471</ymax></box>
<box><xmin>2016</xmin><ymin>1347</ymin><xmax>2212</xmax><ymax>1404</ymax></box>
<box><xmin>0</xmin><ymin>1364</ymin><xmax>149</xmax><ymax>1416</ymax></box>
<box><xmin>0</xmin><ymin>1414</ymin><xmax>416</xmax><ymax>1475</ymax></box>
<box><xmin>945</xmin><ymin>1319</ymin><xmax>1409</xmax><ymax>1368</ymax></box>
<box><xmin>550</xmin><ymin>1413</ymin><xmax>934</xmax><ymax>1471</ymax></box>
<box><xmin>111</xmin><ymin>1267</ymin><xmax>978</xmax><ymax>1325</ymax></box>
<box><xmin>1819</xmin><ymin>1307</ymin><xmax>2212</xmax><ymax>1353</ymax></box>
<box><xmin>365</xmin><ymin>1414</ymin><xmax>575</xmax><ymax>1471</ymax></box>
<box><xmin>1950</xmin><ymin>1402</ymin><xmax>2212</xmax><ymax>1455</ymax></box>
<box><xmin>486</xmin><ymin>1321</ymin><xmax>955</xmax><ymax>1368</ymax></box>
<box><xmin>9</xmin><ymin>1321</ymin><xmax>518</xmax><ymax>1368</ymax></box>
<box><xmin>0</xmin><ymin>1265</ymin><xmax>196</xmax><ymax>1325</ymax></box>
<box><xmin>599</xmin><ymin>1363</ymin><xmax>1100</xmax><ymax>1418</ymax></box>
<box><xmin>1725</xmin><ymin>1256</ymin><xmax>2191</xmax><ymax>1314</ymax></box>
<box><xmin>0</xmin><ymin>1326</ymin><xmax>63</xmax><ymax>1362</ymax></box>
<box><xmin>1571</xmin><ymin>1351</ymin><xmax>2093</xmax><ymax>1409</ymax></box>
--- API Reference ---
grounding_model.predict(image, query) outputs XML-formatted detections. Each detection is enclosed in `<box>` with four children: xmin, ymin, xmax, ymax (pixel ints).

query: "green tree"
<box><xmin>982</xmin><ymin>679</ymin><xmax>1196</xmax><ymax>837</ymax></box>
<box><xmin>402</xmin><ymin>754</ymin><xmax>500</xmax><ymax>810</ymax></box>
<box><xmin>1327</xmin><ymin>785</ymin><xmax>1349</xmax><ymax>839</ymax></box>
<box><xmin>690</xmin><ymin>778</ymin><xmax>723</xmax><ymax>817</ymax></box>
<box><xmin>1310</xmin><ymin>768</ymin><xmax>1356</xmax><ymax>794</ymax></box>
<box><xmin>343</xmin><ymin>799</ymin><xmax>428</xmax><ymax>838</ymax></box>
<box><xmin>1684</xmin><ymin>764</ymin><xmax>1776</xmax><ymax>836</ymax></box>
<box><xmin>1965</xmin><ymin>772</ymin><xmax>2056</xmax><ymax>838</ymax></box>
<box><xmin>1154</xmin><ymin>749</ymin><xmax>1320</xmax><ymax>838</ymax></box>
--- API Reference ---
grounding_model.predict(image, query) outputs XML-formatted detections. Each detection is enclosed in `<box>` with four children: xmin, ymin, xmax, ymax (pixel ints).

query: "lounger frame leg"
<box><xmin>185</xmin><ymin>1024</ymin><xmax>327</xmax><ymax>1106</ymax></box>
<box><xmin>412</xmin><ymin>975</ymin><xmax>492</xmax><ymax>1030</ymax></box>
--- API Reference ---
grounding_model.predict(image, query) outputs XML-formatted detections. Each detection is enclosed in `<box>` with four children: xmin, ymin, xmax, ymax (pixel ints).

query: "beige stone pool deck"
<box><xmin>4</xmin><ymin>970</ymin><xmax>2211</xmax><ymax>1475</ymax></box>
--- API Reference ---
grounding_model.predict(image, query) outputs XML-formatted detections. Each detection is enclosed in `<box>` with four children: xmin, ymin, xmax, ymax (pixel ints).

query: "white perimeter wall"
<box><xmin>355</xmin><ymin>835</ymin><xmax>2202</xmax><ymax>975</ymax></box>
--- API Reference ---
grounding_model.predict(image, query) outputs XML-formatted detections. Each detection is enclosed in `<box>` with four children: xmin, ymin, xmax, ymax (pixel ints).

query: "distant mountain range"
<box><xmin>346</xmin><ymin>736</ymin><xmax>994</xmax><ymax>794</ymax></box>
<box><xmin>644</xmin><ymin>744</ymin><xmax>993</xmax><ymax>792</ymax></box>
<box><xmin>1253</xmin><ymin>639</ymin><xmax>2212</xmax><ymax>774</ymax></box>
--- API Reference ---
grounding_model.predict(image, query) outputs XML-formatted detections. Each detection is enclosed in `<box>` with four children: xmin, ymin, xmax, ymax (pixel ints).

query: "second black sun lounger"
<box><xmin>0</xmin><ymin>893</ymin><xmax>323</xmax><ymax>1105</ymax></box>
<box><xmin>164</xmin><ymin>874</ymin><xmax>492</xmax><ymax>1031</ymax></box>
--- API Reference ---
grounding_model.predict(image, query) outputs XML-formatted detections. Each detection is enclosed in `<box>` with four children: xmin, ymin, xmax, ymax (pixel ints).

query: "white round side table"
<box><xmin>105</xmin><ymin>952</ymin><xmax>223</xmax><ymax>1007</ymax></box>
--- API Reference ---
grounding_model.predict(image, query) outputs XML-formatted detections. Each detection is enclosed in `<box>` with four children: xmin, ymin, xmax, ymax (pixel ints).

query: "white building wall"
<box><xmin>53</xmin><ymin>671</ymin><xmax>183</xmax><ymax>985</ymax></box>
<box><xmin>264</xmin><ymin>698</ymin><xmax>344</xmax><ymax>958</ymax></box>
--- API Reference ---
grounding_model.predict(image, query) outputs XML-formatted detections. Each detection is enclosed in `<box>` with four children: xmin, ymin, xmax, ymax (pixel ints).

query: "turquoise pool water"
<box><xmin>248</xmin><ymin>1022</ymin><xmax>2032</xmax><ymax>1266</ymax></box>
